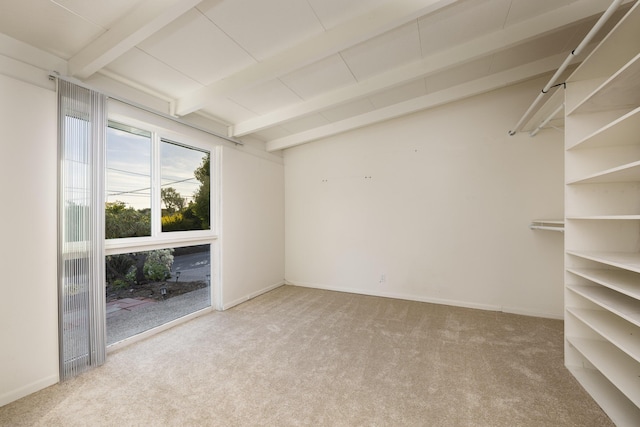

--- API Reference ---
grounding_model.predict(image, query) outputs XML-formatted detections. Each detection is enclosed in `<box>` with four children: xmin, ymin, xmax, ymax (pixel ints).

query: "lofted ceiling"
<box><xmin>0</xmin><ymin>0</ymin><xmax>634</xmax><ymax>150</ymax></box>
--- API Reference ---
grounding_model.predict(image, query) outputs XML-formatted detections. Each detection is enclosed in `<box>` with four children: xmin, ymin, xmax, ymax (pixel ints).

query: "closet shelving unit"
<box><xmin>564</xmin><ymin>1</ymin><xmax>640</xmax><ymax>425</ymax></box>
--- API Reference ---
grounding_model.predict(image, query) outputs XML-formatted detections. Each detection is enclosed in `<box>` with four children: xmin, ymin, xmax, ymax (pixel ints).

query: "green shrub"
<box><xmin>112</xmin><ymin>278</ymin><xmax>130</xmax><ymax>289</ymax></box>
<box><xmin>106</xmin><ymin>253</ymin><xmax>137</xmax><ymax>287</ymax></box>
<box><xmin>143</xmin><ymin>249</ymin><xmax>174</xmax><ymax>282</ymax></box>
<box><xmin>105</xmin><ymin>201</ymin><xmax>151</xmax><ymax>239</ymax></box>
<box><xmin>161</xmin><ymin>209</ymin><xmax>201</xmax><ymax>232</ymax></box>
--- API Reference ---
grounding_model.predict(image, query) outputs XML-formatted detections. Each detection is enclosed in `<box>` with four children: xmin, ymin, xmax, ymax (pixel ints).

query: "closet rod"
<box><xmin>529</xmin><ymin>225</ymin><xmax>564</xmax><ymax>232</ymax></box>
<box><xmin>508</xmin><ymin>0</ymin><xmax>624</xmax><ymax>136</ymax></box>
<box><xmin>49</xmin><ymin>72</ymin><xmax>244</xmax><ymax>146</ymax></box>
<box><xmin>530</xmin><ymin>102</ymin><xmax>564</xmax><ymax>137</ymax></box>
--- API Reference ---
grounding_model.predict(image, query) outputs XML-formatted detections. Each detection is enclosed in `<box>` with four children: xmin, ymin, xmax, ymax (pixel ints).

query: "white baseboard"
<box><xmin>286</xmin><ymin>280</ymin><xmax>563</xmax><ymax>319</ymax></box>
<box><xmin>222</xmin><ymin>281</ymin><xmax>285</xmax><ymax>310</ymax></box>
<box><xmin>0</xmin><ymin>374</ymin><xmax>59</xmax><ymax>408</ymax></box>
<box><xmin>502</xmin><ymin>306</ymin><xmax>564</xmax><ymax>320</ymax></box>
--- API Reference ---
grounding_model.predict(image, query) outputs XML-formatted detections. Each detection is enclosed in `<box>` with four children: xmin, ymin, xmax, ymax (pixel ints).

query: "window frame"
<box><xmin>104</xmin><ymin>114</ymin><xmax>218</xmax><ymax>257</ymax></box>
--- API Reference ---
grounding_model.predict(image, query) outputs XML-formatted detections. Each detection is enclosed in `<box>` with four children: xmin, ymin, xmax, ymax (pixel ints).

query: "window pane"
<box><xmin>105</xmin><ymin>123</ymin><xmax>151</xmax><ymax>238</ymax></box>
<box><xmin>160</xmin><ymin>140</ymin><xmax>210</xmax><ymax>232</ymax></box>
<box><xmin>106</xmin><ymin>244</ymin><xmax>211</xmax><ymax>345</ymax></box>
<box><xmin>63</xmin><ymin>115</ymin><xmax>90</xmax><ymax>243</ymax></box>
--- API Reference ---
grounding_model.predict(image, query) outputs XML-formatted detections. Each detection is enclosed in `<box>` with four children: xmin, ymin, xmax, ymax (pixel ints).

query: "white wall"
<box><xmin>0</xmin><ymin>74</ymin><xmax>59</xmax><ymax>405</ymax></box>
<box><xmin>0</xmin><ymin>72</ymin><xmax>285</xmax><ymax>405</ymax></box>
<box><xmin>284</xmin><ymin>77</ymin><xmax>565</xmax><ymax>318</ymax></box>
<box><xmin>220</xmin><ymin>146</ymin><xmax>285</xmax><ymax>308</ymax></box>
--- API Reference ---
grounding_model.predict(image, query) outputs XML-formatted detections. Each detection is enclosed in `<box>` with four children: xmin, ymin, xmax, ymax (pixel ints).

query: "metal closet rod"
<box><xmin>508</xmin><ymin>0</ymin><xmax>624</xmax><ymax>136</ymax></box>
<box><xmin>49</xmin><ymin>72</ymin><xmax>244</xmax><ymax>146</ymax></box>
<box><xmin>530</xmin><ymin>102</ymin><xmax>565</xmax><ymax>137</ymax></box>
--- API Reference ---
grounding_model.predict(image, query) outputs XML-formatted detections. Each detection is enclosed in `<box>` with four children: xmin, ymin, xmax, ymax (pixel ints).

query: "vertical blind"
<box><xmin>57</xmin><ymin>80</ymin><xmax>107</xmax><ymax>380</ymax></box>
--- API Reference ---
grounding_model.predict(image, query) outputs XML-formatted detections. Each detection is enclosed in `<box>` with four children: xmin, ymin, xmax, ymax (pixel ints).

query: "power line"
<box><xmin>106</xmin><ymin>166</ymin><xmax>150</xmax><ymax>177</ymax></box>
<box><xmin>161</xmin><ymin>177</ymin><xmax>197</xmax><ymax>186</ymax></box>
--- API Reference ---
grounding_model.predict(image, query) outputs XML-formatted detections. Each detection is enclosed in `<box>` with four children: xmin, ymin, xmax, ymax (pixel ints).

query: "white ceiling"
<box><xmin>0</xmin><ymin>0</ymin><xmax>634</xmax><ymax>150</ymax></box>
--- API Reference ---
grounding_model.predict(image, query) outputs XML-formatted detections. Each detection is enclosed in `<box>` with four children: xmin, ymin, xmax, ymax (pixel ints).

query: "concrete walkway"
<box><xmin>106</xmin><ymin>288</ymin><xmax>210</xmax><ymax>345</ymax></box>
<box><xmin>106</xmin><ymin>298</ymin><xmax>156</xmax><ymax>318</ymax></box>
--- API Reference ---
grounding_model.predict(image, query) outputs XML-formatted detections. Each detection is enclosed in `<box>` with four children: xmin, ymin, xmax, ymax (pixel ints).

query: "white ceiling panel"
<box><xmin>307</xmin><ymin>0</ymin><xmax>391</xmax><ymax>30</ymax></box>
<box><xmin>280</xmin><ymin>54</ymin><xmax>356</xmax><ymax>100</ymax></box>
<box><xmin>51</xmin><ymin>0</ymin><xmax>144</xmax><ymax>28</ymax></box>
<box><xmin>198</xmin><ymin>0</ymin><xmax>325</xmax><ymax>61</ymax></box>
<box><xmin>0</xmin><ymin>0</ymin><xmax>103</xmax><ymax>59</ymax></box>
<box><xmin>425</xmin><ymin>56</ymin><xmax>493</xmax><ymax>93</ymax></box>
<box><xmin>341</xmin><ymin>21</ymin><xmax>422</xmax><ymax>81</ymax></box>
<box><xmin>419</xmin><ymin>0</ymin><xmax>511</xmax><ymax>57</ymax></box>
<box><xmin>229</xmin><ymin>79</ymin><xmax>303</xmax><ymax>115</ymax></box>
<box><xmin>320</xmin><ymin>98</ymin><xmax>376</xmax><ymax>122</ymax></box>
<box><xmin>504</xmin><ymin>0</ymin><xmax>577</xmax><ymax>27</ymax></box>
<box><xmin>105</xmin><ymin>48</ymin><xmax>202</xmax><ymax>98</ymax></box>
<box><xmin>488</xmin><ymin>26</ymin><xmax>578</xmax><ymax>75</ymax></box>
<box><xmin>368</xmin><ymin>79</ymin><xmax>428</xmax><ymax>109</ymax></box>
<box><xmin>138</xmin><ymin>9</ymin><xmax>256</xmax><ymax>86</ymax></box>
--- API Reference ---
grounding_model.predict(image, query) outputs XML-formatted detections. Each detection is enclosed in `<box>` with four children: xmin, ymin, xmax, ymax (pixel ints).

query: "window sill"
<box><xmin>105</xmin><ymin>232</ymin><xmax>218</xmax><ymax>255</ymax></box>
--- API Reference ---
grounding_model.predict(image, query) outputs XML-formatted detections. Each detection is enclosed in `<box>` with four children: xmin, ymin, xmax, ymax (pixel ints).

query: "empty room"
<box><xmin>1</xmin><ymin>0</ymin><xmax>639</xmax><ymax>425</ymax></box>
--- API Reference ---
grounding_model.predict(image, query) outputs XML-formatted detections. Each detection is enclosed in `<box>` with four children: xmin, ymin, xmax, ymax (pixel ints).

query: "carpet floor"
<box><xmin>0</xmin><ymin>285</ymin><xmax>612</xmax><ymax>426</ymax></box>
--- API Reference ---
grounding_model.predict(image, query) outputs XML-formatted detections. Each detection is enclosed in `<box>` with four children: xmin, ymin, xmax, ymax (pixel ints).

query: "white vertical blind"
<box><xmin>57</xmin><ymin>80</ymin><xmax>107</xmax><ymax>380</ymax></box>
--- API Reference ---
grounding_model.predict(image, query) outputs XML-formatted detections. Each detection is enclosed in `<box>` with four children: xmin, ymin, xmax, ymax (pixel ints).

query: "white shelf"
<box><xmin>567</xmin><ymin>267</ymin><xmax>640</xmax><ymax>301</ymax></box>
<box><xmin>568</xmin><ymin>52</ymin><xmax>640</xmax><ymax>116</ymax></box>
<box><xmin>529</xmin><ymin>219</ymin><xmax>564</xmax><ymax>232</ymax></box>
<box><xmin>566</xmin><ymin>250</ymin><xmax>640</xmax><ymax>274</ymax></box>
<box><xmin>568</xmin><ymin>106</ymin><xmax>640</xmax><ymax>150</ymax></box>
<box><xmin>567</xmin><ymin>307</ymin><xmax>640</xmax><ymax>364</ymax></box>
<box><xmin>567</xmin><ymin>337</ymin><xmax>640</xmax><ymax>408</ymax></box>
<box><xmin>567</xmin><ymin>160</ymin><xmax>640</xmax><ymax>185</ymax></box>
<box><xmin>568</xmin><ymin>366</ymin><xmax>640</xmax><ymax>426</ymax></box>
<box><xmin>564</xmin><ymin>2</ymin><xmax>640</xmax><ymax>421</ymax></box>
<box><xmin>566</xmin><ymin>215</ymin><xmax>640</xmax><ymax>220</ymax></box>
<box><xmin>567</xmin><ymin>284</ymin><xmax>640</xmax><ymax>328</ymax></box>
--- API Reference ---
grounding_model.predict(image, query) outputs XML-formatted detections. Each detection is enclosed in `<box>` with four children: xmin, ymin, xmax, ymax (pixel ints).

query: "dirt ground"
<box><xmin>106</xmin><ymin>280</ymin><xmax>207</xmax><ymax>302</ymax></box>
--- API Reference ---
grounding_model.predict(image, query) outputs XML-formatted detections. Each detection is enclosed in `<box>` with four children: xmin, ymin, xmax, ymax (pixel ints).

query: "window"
<box><xmin>105</xmin><ymin>244</ymin><xmax>211</xmax><ymax>346</ymax></box>
<box><xmin>105</xmin><ymin>120</ymin><xmax>215</xmax><ymax>346</ymax></box>
<box><xmin>105</xmin><ymin>121</ymin><xmax>212</xmax><ymax>240</ymax></box>
<box><xmin>106</xmin><ymin>123</ymin><xmax>151</xmax><ymax>238</ymax></box>
<box><xmin>160</xmin><ymin>139</ymin><xmax>210</xmax><ymax>232</ymax></box>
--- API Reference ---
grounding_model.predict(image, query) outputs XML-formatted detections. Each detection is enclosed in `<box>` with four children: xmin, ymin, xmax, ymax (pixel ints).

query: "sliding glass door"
<box><xmin>104</xmin><ymin>121</ymin><xmax>215</xmax><ymax>346</ymax></box>
<box><xmin>105</xmin><ymin>244</ymin><xmax>211</xmax><ymax>345</ymax></box>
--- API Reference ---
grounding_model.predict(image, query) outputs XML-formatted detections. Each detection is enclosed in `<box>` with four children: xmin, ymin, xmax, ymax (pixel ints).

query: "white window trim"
<box><xmin>105</xmin><ymin>115</ymin><xmax>218</xmax><ymax>249</ymax></box>
<box><xmin>105</xmin><ymin>104</ymin><xmax>223</xmax><ymax>312</ymax></box>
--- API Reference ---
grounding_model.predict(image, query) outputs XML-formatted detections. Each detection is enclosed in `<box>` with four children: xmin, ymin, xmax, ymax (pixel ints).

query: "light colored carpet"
<box><xmin>0</xmin><ymin>285</ymin><xmax>612</xmax><ymax>426</ymax></box>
